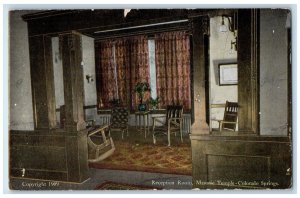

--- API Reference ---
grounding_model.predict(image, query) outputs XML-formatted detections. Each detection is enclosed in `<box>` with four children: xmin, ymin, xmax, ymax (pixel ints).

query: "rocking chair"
<box><xmin>87</xmin><ymin>124</ymin><xmax>115</xmax><ymax>163</ymax></box>
<box><xmin>152</xmin><ymin>105</ymin><xmax>183</xmax><ymax>146</ymax></box>
<box><xmin>212</xmin><ymin>101</ymin><xmax>238</xmax><ymax>131</ymax></box>
<box><xmin>59</xmin><ymin>105</ymin><xmax>115</xmax><ymax>163</ymax></box>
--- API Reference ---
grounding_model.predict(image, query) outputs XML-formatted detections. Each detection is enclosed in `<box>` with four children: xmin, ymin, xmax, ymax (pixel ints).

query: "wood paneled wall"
<box><xmin>191</xmin><ymin>135</ymin><xmax>291</xmax><ymax>189</ymax></box>
<box><xmin>10</xmin><ymin>129</ymin><xmax>89</xmax><ymax>182</ymax></box>
<box><xmin>28</xmin><ymin>35</ymin><xmax>56</xmax><ymax>129</ymax></box>
<box><xmin>237</xmin><ymin>9</ymin><xmax>259</xmax><ymax>133</ymax></box>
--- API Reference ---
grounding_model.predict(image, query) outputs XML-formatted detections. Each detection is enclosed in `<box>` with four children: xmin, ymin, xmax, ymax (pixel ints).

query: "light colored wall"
<box><xmin>9</xmin><ymin>11</ymin><xmax>34</xmax><ymax>130</ymax></box>
<box><xmin>52</xmin><ymin>35</ymin><xmax>98</xmax><ymax>125</ymax></box>
<box><xmin>82</xmin><ymin>35</ymin><xmax>97</xmax><ymax>121</ymax></box>
<box><xmin>51</xmin><ymin>37</ymin><xmax>64</xmax><ymax>126</ymax></box>
<box><xmin>209</xmin><ymin>16</ymin><xmax>237</xmax><ymax>129</ymax></box>
<box><xmin>259</xmin><ymin>9</ymin><xmax>289</xmax><ymax>136</ymax></box>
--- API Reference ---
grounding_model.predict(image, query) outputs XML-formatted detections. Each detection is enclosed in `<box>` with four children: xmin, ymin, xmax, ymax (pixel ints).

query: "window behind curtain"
<box><xmin>95</xmin><ymin>36</ymin><xmax>150</xmax><ymax>110</ymax></box>
<box><xmin>95</xmin><ymin>31</ymin><xmax>191</xmax><ymax>111</ymax></box>
<box><xmin>155</xmin><ymin>31</ymin><xmax>191</xmax><ymax>110</ymax></box>
<box><xmin>148</xmin><ymin>39</ymin><xmax>157</xmax><ymax>99</ymax></box>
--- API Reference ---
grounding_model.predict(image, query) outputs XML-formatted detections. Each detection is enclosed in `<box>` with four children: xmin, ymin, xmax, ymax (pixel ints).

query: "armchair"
<box><xmin>109</xmin><ymin>107</ymin><xmax>129</xmax><ymax>139</ymax></box>
<box><xmin>152</xmin><ymin>105</ymin><xmax>183</xmax><ymax>146</ymax></box>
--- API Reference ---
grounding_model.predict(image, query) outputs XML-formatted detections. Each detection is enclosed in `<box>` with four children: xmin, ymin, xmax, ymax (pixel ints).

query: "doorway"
<box><xmin>208</xmin><ymin>16</ymin><xmax>238</xmax><ymax>132</ymax></box>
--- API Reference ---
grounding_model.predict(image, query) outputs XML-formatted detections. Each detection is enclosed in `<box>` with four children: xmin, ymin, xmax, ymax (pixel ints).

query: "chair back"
<box><xmin>110</xmin><ymin>107</ymin><xmax>129</xmax><ymax>128</ymax></box>
<box><xmin>222</xmin><ymin>101</ymin><xmax>238</xmax><ymax>131</ymax></box>
<box><xmin>166</xmin><ymin>105</ymin><xmax>183</xmax><ymax>124</ymax></box>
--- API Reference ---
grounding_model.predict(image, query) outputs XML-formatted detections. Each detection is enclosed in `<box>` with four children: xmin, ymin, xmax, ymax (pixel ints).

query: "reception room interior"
<box><xmin>8</xmin><ymin>8</ymin><xmax>293</xmax><ymax>190</ymax></box>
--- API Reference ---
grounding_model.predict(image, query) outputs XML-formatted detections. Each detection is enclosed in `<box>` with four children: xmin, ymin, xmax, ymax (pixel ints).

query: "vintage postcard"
<box><xmin>7</xmin><ymin>7</ymin><xmax>293</xmax><ymax>191</ymax></box>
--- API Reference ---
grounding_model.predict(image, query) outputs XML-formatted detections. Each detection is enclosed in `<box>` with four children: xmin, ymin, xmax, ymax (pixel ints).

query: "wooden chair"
<box><xmin>152</xmin><ymin>105</ymin><xmax>183</xmax><ymax>146</ymax></box>
<box><xmin>213</xmin><ymin>101</ymin><xmax>238</xmax><ymax>131</ymax></box>
<box><xmin>109</xmin><ymin>107</ymin><xmax>129</xmax><ymax>139</ymax></box>
<box><xmin>87</xmin><ymin>124</ymin><xmax>115</xmax><ymax>163</ymax></box>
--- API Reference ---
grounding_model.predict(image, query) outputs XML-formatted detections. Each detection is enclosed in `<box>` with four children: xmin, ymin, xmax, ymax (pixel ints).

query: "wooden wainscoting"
<box><xmin>10</xmin><ymin>129</ymin><xmax>89</xmax><ymax>183</ymax></box>
<box><xmin>190</xmin><ymin>134</ymin><xmax>291</xmax><ymax>189</ymax></box>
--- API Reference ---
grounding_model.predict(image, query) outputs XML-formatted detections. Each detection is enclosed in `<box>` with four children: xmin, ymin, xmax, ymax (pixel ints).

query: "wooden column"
<box><xmin>190</xmin><ymin>17</ymin><xmax>210</xmax><ymax>134</ymax></box>
<box><xmin>59</xmin><ymin>32</ymin><xmax>89</xmax><ymax>182</ymax></box>
<box><xmin>59</xmin><ymin>32</ymin><xmax>86</xmax><ymax>131</ymax></box>
<box><xmin>28</xmin><ymin>35</ymin><xmax>56</xmax><ymax>129</ymax></box>
<box><xmin>237</xmin><ymin>9</ymin><xmax>259</xmax><ymax>133</ymax></box>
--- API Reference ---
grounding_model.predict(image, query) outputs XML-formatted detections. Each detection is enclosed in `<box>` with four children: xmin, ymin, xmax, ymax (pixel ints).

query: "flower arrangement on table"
<box><xmin>134</xmin><ymin>82</ymin><xmax>151</xmax><ymax>111</ymax></box>
<box><xmin>149</xmin><ymin>97</ymin><xmax>160</xmax><ymax>110</ymax></box>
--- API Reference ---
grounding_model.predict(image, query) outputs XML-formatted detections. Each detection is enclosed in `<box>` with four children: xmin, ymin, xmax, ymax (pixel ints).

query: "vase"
<box><xmin>138</xmin><ymin>103</ymin><xmax>146</xmax><ymax>111</ymax></box>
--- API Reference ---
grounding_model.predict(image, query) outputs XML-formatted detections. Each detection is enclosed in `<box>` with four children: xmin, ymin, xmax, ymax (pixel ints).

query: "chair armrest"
<box><xmin>88</xmin><ymin>124</ymin><xmax>110</xmax><ymax>136</ymax></box>
<box><xmin>219</xmin><ymin>121</ymin><xmax>237</xmax><ymax>124</ymax></box>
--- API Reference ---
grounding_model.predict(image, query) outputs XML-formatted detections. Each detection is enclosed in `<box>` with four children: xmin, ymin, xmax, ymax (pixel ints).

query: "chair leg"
<box><xmin>180</xmin><ymin>130</ymin><xmax>183</xmax><ymax>143</ymax></box>
<box><xmin>168</xmin><ymin>128</ymin><xmax>171</xmax><ymax>147</ymax></box>
<box><xmin>180</xmin><ymin>124</ymin><xmax>183</xmax><ymax>143</ymax></box>
<box><xmin>121</xmin><ymin>130</ymin><xmax>124</xmax><ymax>139</ymax></box>
<box><xmin>153</xmin><ymin>132</ymin><xmax>156</xmax><ymax>144</ymax></box>
<box><xmin>108</xmin><ymin>129</ymin><xmax>111</xmax><ymax>137</ymax></box>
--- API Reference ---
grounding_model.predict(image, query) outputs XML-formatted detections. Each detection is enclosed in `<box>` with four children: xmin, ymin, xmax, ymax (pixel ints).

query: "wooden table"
<box><xmin>135</xmin><ymin>111</ymin><xmax>150</xmax><ymax>138</ymax></box>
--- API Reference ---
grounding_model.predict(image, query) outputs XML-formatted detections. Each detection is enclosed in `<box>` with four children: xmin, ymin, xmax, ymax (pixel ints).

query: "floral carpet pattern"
<box><xmin>95</xmin><ymin>181</ymin><xmax>158</xmax><ymax>190</ymax></box>
<box><xmin>89</xmin><ymin>141</ymin><xmax>192</xmax><ymax>175</ymax></box>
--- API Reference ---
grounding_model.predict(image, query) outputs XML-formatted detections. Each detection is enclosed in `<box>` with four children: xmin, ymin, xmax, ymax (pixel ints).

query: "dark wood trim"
<box><xmin>28</xmin><ymin>35</ymin><xmax>56</xmax><ymax>129</ymax></box>
<box><xmin>191</xmin><ymin>134</ymin><xmax>291</xmax><ymax>189</ymax></box>
<box><xmin>22</xmin><ymin>9</ymin><xmax>234</xmax><ymax>38</ymax></box>
<box><xmin>10</xmin><ymin>129</ymin><xmax>89</xmax><ymax>183</ymax></box>
<box><xmin>189</xmin><ymin>34</ymin><xmax>194</xmax><ymax>124</ymax></box>
<box><xmin>237</xmin><ymin>9</ymin><xmax>259</xmax><ymax>134</ymax></box>
<box><xmin>190</xmin><ymin>16</ymin><xmax>210</xmax><ymax>132</ymax></box>
<box><xmin>287</xmin><ymin>27</ymin><xmax>292</xmax><ymax>137</ymax></box>
<box><xmin>22</xmin><ymin>10</ymin><xmax>81</xmax><ymax>21</ymax></box>
<box><xmin>204</xmin><ymin>34</ymin><xmax>210</xmax><ymax>124</ymax></box>
<box><xmin>83</xmin><ymin>105</ymin><xmax>97</xmax><ymax>110</ymax></box>
<box><xmin>60</xmin><ymin>32</ymin><xmax>86</xmax><ymax>131</ymax></box>
<box><xmin>93</xmin><ymin>21</ymin><xmax>190</xmax><ymax>40</ymax></box>
<box><xmin>190</xmin><ymin>134</ymin><xmax>290</xmax><ymax>143</ymax></box>
<box><xmin>256</xmin><ymin>10</ymin><xmax>261</xmax><ymax>135</ymax></box>
<box><xmin>56</xmin><ymin>105</ymin><xmax>97</xmax><ymax>112</ymax></box>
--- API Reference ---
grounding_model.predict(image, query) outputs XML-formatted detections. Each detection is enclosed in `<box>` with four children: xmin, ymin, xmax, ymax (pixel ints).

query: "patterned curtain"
<box><xmin>155</xmin><ymin>31</ymin><xmax>191</xmax><ymax>110</ymax></box>
<box><xmin>114</xmin><ymin>39</ymin><xmax>130</xmax><ymax>107</ymax></box>
<box><xmin>95</xmin><ymin>35</ymin><xmax>149</xmax><ymax>110</ymax></box>
<box><xmin>129</xmin><ymin>35</ymin><xmax>150</xmax><ymax>110</ymax></box>
<box><xmin>95</xmin><ymin>40</ymin><xmax>116</xmax><ymax>108</ymax></box>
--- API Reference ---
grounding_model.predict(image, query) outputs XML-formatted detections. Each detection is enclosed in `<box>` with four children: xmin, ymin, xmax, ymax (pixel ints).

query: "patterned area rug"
<box><xmin>89</xmin><ymin>141</ymin><xmax>192</xmax><ymax>175</ymax></box>
<box><xmin>95</xmin><ymin>181</ymin><xmax>159</xmax><ymax>190</ymax></box>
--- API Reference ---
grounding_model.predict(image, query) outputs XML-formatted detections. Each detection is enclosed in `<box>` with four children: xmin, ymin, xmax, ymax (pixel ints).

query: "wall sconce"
<box><xmin>219</xmin><ymin>16</ymin><xmax>228</xmax><ymax>33</ymax></box>
<box><xmin>86</xmin><ymin>75</ymin><xmax>94</xmax><ymax>83</ymax></box>
<box><xmin>220</xmin><ymin>15</ymin><xmax>235</xmax><ymax>33</ymax></box>
<box><xmin>230</xmin><ymin>39</ymin><xmax>237</xmax><ymax>54</ymax></box>
<box><xmin>219</xmin><ymin>13</ymin><xmax>238</xmax><ymax>53</ymax></box>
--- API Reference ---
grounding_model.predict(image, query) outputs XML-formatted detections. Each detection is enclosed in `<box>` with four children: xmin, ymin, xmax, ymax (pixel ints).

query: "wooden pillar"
<box><xmin>190</xmin><ymin>17</ymin><xmax>210</xmax><ymax>134</ymax></box>
<box><xmin>28</xmin><ymin>35</ymin><xmax>56</xmax><ymax>129</ymax></box>
<box><xmin>237</xmin><ymin>9</ymin><xmax>259</xmax><ymax>133</ymax></box>
<box><xmin>59</xmin><ymin>32</ymin><xmax>89</xmax><ymax>182</ymax></box>
<box><xmin>59</xmin><ymin>32</ymin><xmax>86</xmax><ymax>131</ymax></box>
